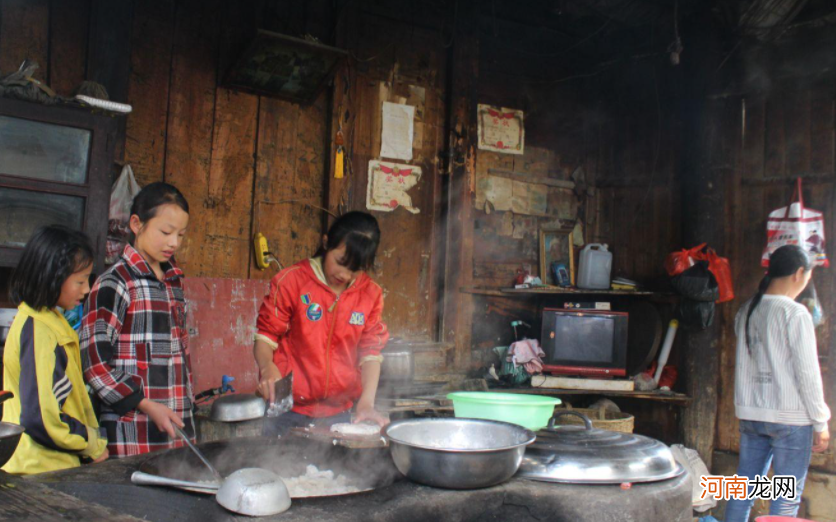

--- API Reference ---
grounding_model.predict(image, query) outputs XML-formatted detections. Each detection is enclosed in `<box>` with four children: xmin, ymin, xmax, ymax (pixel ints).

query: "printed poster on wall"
<box><xmin>380</xmin><ymin>102</ymin><xmax>415</xmax><ymax>161</ymax></box>
<box><xmin>366</xmin><ymin>160</ymin><xmax>422</xmax><ymax>214</ymax></box>
<box><xmin>477</xmin><ymin>104</ymin><xmax>524</xmax><ymax>155</ymax></box>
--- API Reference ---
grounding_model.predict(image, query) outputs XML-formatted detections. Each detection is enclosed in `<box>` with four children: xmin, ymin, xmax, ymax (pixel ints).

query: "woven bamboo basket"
<box><xmin>552</xmin><ymin>405</ymin><xmax>634</xmax><ymax>433</ymax></box>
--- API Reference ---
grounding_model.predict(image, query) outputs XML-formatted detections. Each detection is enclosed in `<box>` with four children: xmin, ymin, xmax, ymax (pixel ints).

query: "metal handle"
<box><xmin>547</xmin><ymin>411</ymin><xmax>593</xmax><ymax>431</ymax></box>
<box><xmin>173</xmin><ymin>425</ymin><xmax>224</xmax><ymax>482</ymax></box>
<box><xmin>131</xmin><ymin>471</ymin><xmax>219</xmax><ymax>491</ymax></box>
<box><xmin>0</xmin><ymin>391</ymin><xmax>13</xmax><ymax>405</ymax></box>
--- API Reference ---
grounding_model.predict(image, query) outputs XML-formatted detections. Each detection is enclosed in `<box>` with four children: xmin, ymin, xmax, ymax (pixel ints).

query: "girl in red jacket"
<box><xmin>254</xmin><ymin>212</ymin><xmax>389</xmax><ymax>436</ymax></box>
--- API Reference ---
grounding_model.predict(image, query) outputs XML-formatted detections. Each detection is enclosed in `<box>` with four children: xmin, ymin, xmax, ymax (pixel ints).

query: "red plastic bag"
<box><xmin>666</xmin><ymin>244</ymin><xmax>734</xmax><ymax>303</ymax></box>
<box><xmin>703</xmin><ymin>248</ymin><xmax>734</xmax><ymax>303</ymax></box>
<box><xmin>665</xmin><ymin>243</ymin><xmax>706</xmax><ymax>277</ymax></box>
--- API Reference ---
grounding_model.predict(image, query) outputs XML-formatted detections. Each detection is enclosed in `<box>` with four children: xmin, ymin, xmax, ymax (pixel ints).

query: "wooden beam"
<box><xmin>441</xmin><ymin>0</ymin><xmax>479</xmax><ymax>371</ymax></box>
<box><xmin>677</xmin><ymin>16</ymin><xmax>734</xmax><ymax>469</ymax></box>
<box><xmin>487</xmin><ymin>168</ymin><xmax>575</xmax><ymax>190</ymax></box>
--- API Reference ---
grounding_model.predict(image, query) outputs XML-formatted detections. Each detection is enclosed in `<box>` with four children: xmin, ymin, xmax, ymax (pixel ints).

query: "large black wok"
<box><xmin>138</xmin><ymin>436</ymin><xmax>400</xmax><ymax>498</ymax></box>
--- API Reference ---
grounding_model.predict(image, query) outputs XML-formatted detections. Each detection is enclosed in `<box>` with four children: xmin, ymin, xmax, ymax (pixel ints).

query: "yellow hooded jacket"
<box><xmin>2</xmin><ymin>303</ymin><xmax>107</xmax><ymax>474</ymax></box>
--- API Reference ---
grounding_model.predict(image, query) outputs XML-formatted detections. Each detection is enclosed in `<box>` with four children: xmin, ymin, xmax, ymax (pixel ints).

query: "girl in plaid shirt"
<box><xmin>81</xmin><ymin>183</ymin><xmax>194</xmax><ymax>457</ymax></box>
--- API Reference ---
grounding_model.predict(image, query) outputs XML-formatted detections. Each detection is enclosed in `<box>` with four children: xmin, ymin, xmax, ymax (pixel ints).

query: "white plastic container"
<box><xmin>577</xmin><ymin>243</ymin><xmax>613</xmax><ymax>290</ymax></box>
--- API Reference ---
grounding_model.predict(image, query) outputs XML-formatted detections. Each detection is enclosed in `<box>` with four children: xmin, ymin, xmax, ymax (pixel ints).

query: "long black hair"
<box><xmin>129</xmin><ymin>182</ymin><xmax>189</xmax><ymax>244</ymax></box>
<box><xmin>745</xmin><ymin>245</ymin><xmax>812</xmax><ymax>350</ymax></box>
<box><xmin>10</xmin><ymin>225</ymin><xmax>94</xmax><ymax>310</ymax></box>
<box><xmin>315</xmin><ymin>211</ymin><xmax>381</xmax><ymax>272</ymax></box>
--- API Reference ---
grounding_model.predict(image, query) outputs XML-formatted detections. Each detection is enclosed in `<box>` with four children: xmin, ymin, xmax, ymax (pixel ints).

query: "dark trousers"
<box><xmin>262</xmin><ymin>410</ymin><xmax>352</xmax><ymax>438</ymax></box>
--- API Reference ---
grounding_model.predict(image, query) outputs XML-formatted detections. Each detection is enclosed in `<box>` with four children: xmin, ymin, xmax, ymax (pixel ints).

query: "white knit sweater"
<box><xmin>734</xmin><ymin>295</ymin><xmax>831</xmax><ymax>432</ymax></box>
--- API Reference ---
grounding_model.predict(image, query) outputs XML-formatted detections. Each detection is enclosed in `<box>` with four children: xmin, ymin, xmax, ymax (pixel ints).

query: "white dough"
<box><xmin>282</xmin><ymin>465</ymin><xmax>361</xmax><ymax>498</ymax></box>
<box><xmin>330</xmin><ymin>422</ymin><xmax>380</xmax><ymax>437</ymax></box>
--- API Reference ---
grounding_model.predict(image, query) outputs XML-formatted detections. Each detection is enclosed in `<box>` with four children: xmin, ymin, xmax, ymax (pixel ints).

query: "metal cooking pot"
<box><xmin>517</xmin><ymin>411</ymin><xmax>684</xmax><ymax>484</ymax></box>
<box><xmin>380</xmin><ymin>343</ymin><xmax>414</xmax><ymax>382</ymax></box>
<box><xmin>384</xmin><ymin>418</ymin><xmax>535</xmax><ymax>489</ymax></box>
<box><xmin>209</xmin><ymin>394</ymin><xmax>266</xmax><ymax>422</ymax></box>
<box><xmin>0</xmin><ymin>420</ymin><xmax>25</xmax><ymax>468</ymax></box>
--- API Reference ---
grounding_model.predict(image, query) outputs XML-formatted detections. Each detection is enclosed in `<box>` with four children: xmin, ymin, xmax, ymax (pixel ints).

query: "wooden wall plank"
<box><xmin>442</xmin><ymin>0</ymin><xmax>478</xmax><ymax>367</ymax></box>
<box><xmin>742</xmin><ymin>96</ymin><xmax>766</xmax><ymax>180</ymax></box>
<box><xmin>190</xmin><ymin>0</ymin><xmax>261</xmax><ymax>279</ymax></box>
<box><xmin>809</xmin><ymin>87</ymin><xmax>835</xmax><ymax>175</ymax></box>
<box><xmin>251</xmin><ymin>97</ymin><xmax>299</xmax><ymax>279</ymax></box>
<box><xmin>0</xmin><ymin>0</ymin><xmax>49</xmax><ymax>79</ymax></box>
<box><xmin>784</xmin><ymin>89</ymin><xmax>811</xmax><ymax>176</ymax></box>
<box><xmin>124</xmin><ymin>0</ymin><xmax>175</xmax><ymax>187</ymax></box>
<box><xmin>289</xmin><ymin>91</ymin><xmax>328</xmax><ymax>265</ymax></box>
<box><xmin>163</xmin><ymin>0</ymin><xmax>218</xmax><ymax>274</ymax></box>
<box><xmin>200</xmin><ymin>87</ymin><xmax>258</xmax><ymax>279</ymax></box>
<box><xmin>764</xmin><ymin>95</ymin><xmax>787</xmax><ymax>178</ymax></box>
<box><xmin>48</xmin><ymin>0</ymin><xmax>90</xmax><ymax>96</ymax></box>
<box><xmin>716</xmin><ymin>98</ymin><xmax>745</xmax><ymax>454</ymax></box>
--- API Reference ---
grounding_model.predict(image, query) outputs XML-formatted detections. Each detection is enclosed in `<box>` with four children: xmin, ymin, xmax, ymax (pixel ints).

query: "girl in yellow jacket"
<box><xmin>2</xmin><ymin>226</ymin><xmax>108</xmax><ymax>474</ymax></box>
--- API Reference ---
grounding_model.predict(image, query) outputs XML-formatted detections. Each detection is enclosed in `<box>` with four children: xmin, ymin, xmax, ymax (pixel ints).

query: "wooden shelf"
<box><xmin>502</xmin><ymin>387</ymin><xmax>692</xmax><ymax>406</ymax></box>
<box><xmin>461</xmin><ymin>286</ymin><xmax>665</xmax><ymax>297</ymax></box>
<box><xmin>386</xmin><ymin>387</ymin><xmax>692</xmax><ymax>409</ymax></box>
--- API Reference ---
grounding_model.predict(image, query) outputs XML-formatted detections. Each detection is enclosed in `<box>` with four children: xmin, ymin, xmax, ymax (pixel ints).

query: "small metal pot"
<box><xmin>209</xmin><ymin>394</ymin><xmax>266</xmax><ymax>422</ymax></box>
<box><xmin>380</xmin><ymin>344</ymin><xmax>414</xmax><ymax>382</ymax></box>
<box><xmin>384</xmin><ymin>418</ymin><xmax>535</xmax><ymax>489</ymax></box>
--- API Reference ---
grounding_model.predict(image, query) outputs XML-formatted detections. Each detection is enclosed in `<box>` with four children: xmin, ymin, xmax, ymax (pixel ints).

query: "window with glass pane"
<box><xmin>0</xmin><ymin>116</ymin><xmax>91</xmax><ymax>184</ymax></box>
<box><xmin>0</xmin><ymin>188</ymin><xmax>85</xmax><ymax>247</ymax></box>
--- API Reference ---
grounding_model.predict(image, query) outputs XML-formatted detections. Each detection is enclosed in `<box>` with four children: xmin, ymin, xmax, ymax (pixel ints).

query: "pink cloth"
<box><xmin>507</xmin><ymin>339</ymin><xmax>545</xmax><ymax>374</ymax></box>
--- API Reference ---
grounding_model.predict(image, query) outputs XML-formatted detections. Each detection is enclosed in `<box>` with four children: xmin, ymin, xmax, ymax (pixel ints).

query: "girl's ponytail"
<box><xmin>745</xmin><ymin>275</ymin><xmax>771</xmax><ymax>352</ymax></box>
<box><xmin>745</xmin><ymin>245</ymin><xmax>812</xmax><ymax>351</ymax></box>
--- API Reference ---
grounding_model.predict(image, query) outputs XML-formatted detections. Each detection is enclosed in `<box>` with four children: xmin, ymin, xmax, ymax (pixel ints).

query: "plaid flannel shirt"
<box><xmin>80</xmin><ymin>245</ymin><xmax>195</xmax><ymax>457</ymax></box>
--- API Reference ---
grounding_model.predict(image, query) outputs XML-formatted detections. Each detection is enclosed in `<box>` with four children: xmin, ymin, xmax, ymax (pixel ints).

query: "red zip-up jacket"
<box><xmin>255</xmin><ymin>258</ymin><xmax>388</xmax><ymax>417</ymax></box>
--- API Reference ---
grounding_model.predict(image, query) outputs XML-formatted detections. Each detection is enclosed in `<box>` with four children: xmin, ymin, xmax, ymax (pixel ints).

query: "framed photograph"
<box><xmin>539</xmin><ymin>227</ymin><xmax>575</xmax><ymax>286</ymax></box>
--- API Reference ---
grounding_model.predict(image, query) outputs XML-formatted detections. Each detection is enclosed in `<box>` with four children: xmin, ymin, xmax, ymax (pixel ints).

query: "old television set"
<box><xmin>540</xmin><ymin>308</ymin><xmax>628</xmax><ymax>377</ymax></box>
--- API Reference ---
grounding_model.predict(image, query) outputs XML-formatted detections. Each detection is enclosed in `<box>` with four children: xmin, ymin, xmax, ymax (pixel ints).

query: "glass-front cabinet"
<box><xmin>0</xmin><ymin>98</ymin><xmax>117</xmax><ymax>271</ymax></box>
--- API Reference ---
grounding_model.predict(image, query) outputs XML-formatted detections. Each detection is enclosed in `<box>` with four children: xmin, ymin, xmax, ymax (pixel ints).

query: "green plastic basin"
<box><xmin>446</xmin><ymin>392</ymin><xmax>561</xmax><ymax>431</ymax></box>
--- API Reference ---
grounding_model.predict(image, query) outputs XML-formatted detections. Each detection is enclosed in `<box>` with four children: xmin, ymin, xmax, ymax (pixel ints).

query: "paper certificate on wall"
<box><xmin>380</xmin><ymin>102</ymin><xmax>415</xmax><ymax>161</ymax></box>
<box><xmin>366</xmin><ymin>160</ymin><xmax>422</xmax><ymax>214</ymax></box>
<box><xmin>477</xmin><ymin>104</ymin><xmax>524</xmax><ymax>155</ymax></box>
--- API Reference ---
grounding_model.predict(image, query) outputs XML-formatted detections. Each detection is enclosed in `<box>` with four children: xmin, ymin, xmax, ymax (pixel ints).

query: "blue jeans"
<box><xmin>724</xmin><ymin>420</ymin><xmax>813</xmax><ymax>522</ymax></box>
<box><xmin>261</xmin><ymin>410</ymin><xmax>352</xmax><ymax>438</ymax></box>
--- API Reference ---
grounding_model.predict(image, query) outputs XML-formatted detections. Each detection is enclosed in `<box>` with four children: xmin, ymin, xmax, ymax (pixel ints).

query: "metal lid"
<box><xmin>209</xmin><ymin>393</ymin><xmax>266</xmax><ymax>422</ymax></box>
<box><xmin>517</xmin><ymin>411</ymin><xmax>684</xmax><ymax>484</ymax></box>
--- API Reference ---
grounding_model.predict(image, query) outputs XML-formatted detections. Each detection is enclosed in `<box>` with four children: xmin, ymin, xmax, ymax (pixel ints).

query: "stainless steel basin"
<box><xmin>384</xmin><ymin>418</ymin><xmax>535</xmax><ymax>489</ymax></box>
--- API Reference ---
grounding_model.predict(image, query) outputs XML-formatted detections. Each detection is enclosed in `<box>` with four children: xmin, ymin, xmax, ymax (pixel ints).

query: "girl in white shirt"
<box><xmin>726</xmin><ymin>245</ymin><xmax>830</xmax><ymax>521</ymax></box>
